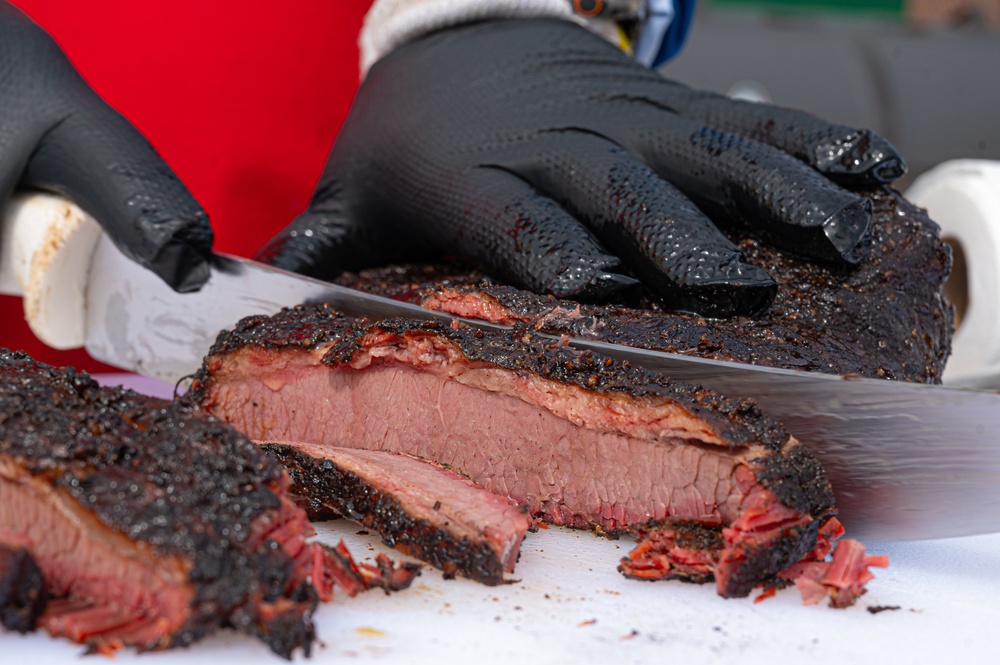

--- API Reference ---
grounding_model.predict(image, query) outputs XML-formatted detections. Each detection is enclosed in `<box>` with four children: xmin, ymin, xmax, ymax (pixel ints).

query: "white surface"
<box><xmin>906</xmin><ymin>159</ymin><xmax>1000</xmax><ymax>388</ymax></box>
<box><xmin>5</xmin><ymin>523</ymin><xmax>998</xmax><ymax>664</ymax></box>
<box><xmin>2</xmin><ymin>373</ymin><xmax>995</xmax><ymax>663</ymax></box>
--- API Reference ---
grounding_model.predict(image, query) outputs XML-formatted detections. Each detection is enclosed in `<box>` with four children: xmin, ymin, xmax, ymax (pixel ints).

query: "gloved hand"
<box><xmin>257</xmin><ymin>18</ymin><xmax>905</xmax><ymax>318</ymax></box>
<box><xmin>0</xmin><ymin>2</ymin><xmax>211</xmax><ymax>293</ymax></box>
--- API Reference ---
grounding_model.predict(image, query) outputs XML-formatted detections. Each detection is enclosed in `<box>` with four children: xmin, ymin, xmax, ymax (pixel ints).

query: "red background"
<box><xmin>2</xmin><ymin>0</ymin><xmax>372</xmax><ymax>371</ymax></box>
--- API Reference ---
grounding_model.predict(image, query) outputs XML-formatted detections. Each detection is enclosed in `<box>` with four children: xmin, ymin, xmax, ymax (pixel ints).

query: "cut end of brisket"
<box><xmin>193</xmin><ymin>308</ymin><xmax>837</xmax><ymax>598</ymax></box>
<box><xmin>261</xmin><ymin>443</ymin><xmax>530</xmax><ymax>585</ymax></box>
<box><xmin>620</xmin><ymin>487</ymin><xmax>825</xmax><ymax>598</ymax></box>
<box><xmin>622</xmin><ymin>514</ymin><xmax>888</xmax><ymax>605</ymax></box>
<box><xmin>0</xmin><ymin>349</ymin><xmax>411</xmax><ymax>657</ymax></box>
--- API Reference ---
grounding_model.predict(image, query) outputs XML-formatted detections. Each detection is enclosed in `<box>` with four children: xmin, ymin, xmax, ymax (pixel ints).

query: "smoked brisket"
<box><xmin>192</xmin><ymin>308</ymin><xmax>838</xmax><ymax>597</ymax></box>
<box><xmin>0</xmin><ymin>349</ymin><xmax>415</xmax><ymax>657</ymax></box>
<box><xmin>334</xmin><ymin>188</ymin><xmax>952</xmax><ymax>383</ymax></box>
<box><xmin>261</xmin><ymin>443</ymin><xmax>530</xmax><ymax>585</ymax></box>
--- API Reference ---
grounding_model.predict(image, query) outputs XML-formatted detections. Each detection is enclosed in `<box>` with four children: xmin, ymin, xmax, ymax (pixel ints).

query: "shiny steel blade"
<box><xmin>84</xmin><ymin>234</ymin><xmax>501</xmax><ymax>381</ymax></box>
<box><xmin>85</xmin><ymin>234</ymin><xmax>1000</xmax><ymax>542</ymax></box>
<box><xmin>556</xmin><ymin>342</ymin><xmax>1000</xmax><ymax>542</ymax></box>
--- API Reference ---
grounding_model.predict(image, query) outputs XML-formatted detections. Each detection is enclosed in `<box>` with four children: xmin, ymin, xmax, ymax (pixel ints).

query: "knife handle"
<box><xmin>0</xmin><ymin>193</ymin><xmax>101</xmax><ymax>349</ymax></box>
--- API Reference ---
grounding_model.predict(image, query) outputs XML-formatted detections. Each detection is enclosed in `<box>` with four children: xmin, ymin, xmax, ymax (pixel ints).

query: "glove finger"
<box><xmin>255</xmin><ymin>179</ymin><xmax>408</xmax><ymax>280</ymax></box>
<box><xmin>19</xmin><ymin>105</ymin><xmax>213</xmax><ymax>293</ymax></box>
<box><xmin>495</xmin><ymin>132</ymin><xmax>776</xmax><ymax>317</ymax></box>
<box><xmin>647</xmin><ymin>79</ymin><xmax>906</xmax><ymax>186</ymax></box>
<box><xmin>262</xmin><ymin>168</ymin><xmax>635</xmax><ymax>301</ymax></box>
<box><xmin>599</xmin><ymin>105</ymin><xmax>872</xmax><ymax>265</ymax></box>
<box><xmin>414</xmin><ymin>166</ymin><xmax>638</xmax><ymax>302</ymax></box>
<box><xmin>440</xmin><ymin>18</ymin><xmax>903</xmax><ymax>186</ymax></box>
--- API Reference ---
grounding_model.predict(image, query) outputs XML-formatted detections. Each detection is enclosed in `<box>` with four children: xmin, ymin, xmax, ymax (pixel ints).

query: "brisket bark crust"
<box><xmin>191</xmin><ymin>306</ymin><xmax>837</xmax><ymax>597</ymax></box>
<box><xmin>0</xmin><ymin>349</ymin><xmax>332</xmax><ymax>657</ymax></box>
<box><xmin>0</xmin><ymin>545</ymin><xmax>46</xmax><ymax>632</ymax></box>
<box><xmin>261</xmin><ymin>443</ymin><xmax>530</xmax><ymax>585</ymax></box>
<box><xmin>334</xmin><ymin>188</ymin><xmax>952</xmax><ymax>383</ymax></box>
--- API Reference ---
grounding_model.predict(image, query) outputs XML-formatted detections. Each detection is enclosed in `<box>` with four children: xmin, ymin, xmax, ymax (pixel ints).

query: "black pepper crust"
<box><xmin>261</xmin><ymin>443</ymin><xmax>510</xmax><ymax>586</ymax></box>
<box><xmin>192</xmin><ymin>310</ymin><xmax>835</xmax><ymax>520</ymax></box>
<box><xmin>720</xmin><ymin>519</ymin><xmax>822</xmax><ymax>598</ymax></box>
<box><xmin>759</xmin><ymin>442</ymin><xmax>838</xmax><ymax>518</ymax></box>
<box><xmin>335</xmin><ymin>187</ymin><xmax>952</xmax><ymax>384</ymax></box>
<box><xmin>0</xmin><ymin>545</ymin><xmax>47</xmax><ymax>633</ymax></box>
<box><xmin>197</xmin><ymin>305</ymin><xmax>354</xmax><ymax>357</ymax></box>
<box><xmin>0</xmin><ymin>349</ymin><xmax>316</xmax><ymax>656</ymax></box>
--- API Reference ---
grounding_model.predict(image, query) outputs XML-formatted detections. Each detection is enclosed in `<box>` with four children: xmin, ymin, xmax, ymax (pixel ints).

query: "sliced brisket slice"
<box><xmin>0</xmin><ymin>349</ymin><xmax>413</xmax><ymax>657</ymax></box>
<box><xmin>192</xmin><ymin>307</ymin><xmax>838</xmax><ymax>598</ymax></box>
<box><xmin>335</xmin><ymin>188</ymin><xmax>952</xmax><ymax>383</ymax></box>
<box><xmin>260</xmin><ymin>443</ymin><xmax>530</xmax><ymax>585</ymax></box>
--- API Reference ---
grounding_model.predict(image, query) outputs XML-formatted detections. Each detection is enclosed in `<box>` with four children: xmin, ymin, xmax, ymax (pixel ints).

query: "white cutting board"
<box><xmin>5</xmin><ymin>524</ymin><xmax>999</xmax><ymax>664</ymax></box>
<box><xmin>3</xmin><ymin>375</ymin><xmax>996</xmax><ymax>663</ymax></box>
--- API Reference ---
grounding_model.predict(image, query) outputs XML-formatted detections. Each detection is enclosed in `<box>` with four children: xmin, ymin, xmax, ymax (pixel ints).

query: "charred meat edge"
<box><xmin>261</xmin><ymin>443</ymin><xmax>530</xmax><ymax>585</ymax></box>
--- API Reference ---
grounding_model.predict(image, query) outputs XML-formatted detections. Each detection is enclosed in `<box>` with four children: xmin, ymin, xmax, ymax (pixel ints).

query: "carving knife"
<box><xmin>2</xmin><ymin>193</ymin><xmax>998</xmax><ymax>542</ymax></box>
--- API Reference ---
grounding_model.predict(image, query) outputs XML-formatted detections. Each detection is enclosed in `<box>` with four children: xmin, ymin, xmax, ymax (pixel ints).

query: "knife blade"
<box><xmin>80</xmin><ymin>232</ymin><xmax>1000</xmax><ymax>543</ymax></box>
<box><xmin>82</xmin><ymin>233</ymin><xmax>489</xmax><ymax>380</ymax></box>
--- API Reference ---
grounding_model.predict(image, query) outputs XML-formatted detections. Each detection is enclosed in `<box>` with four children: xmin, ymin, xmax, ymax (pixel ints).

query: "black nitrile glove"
<box><xmin>257</xmin><ymin>19</ymin><xmax>906</xmax><ymax>318</ymax></box>
<box><xmin>0</xmin><ymin>2</ymin><xmax>212</xmax><ymax>292</ymax></box>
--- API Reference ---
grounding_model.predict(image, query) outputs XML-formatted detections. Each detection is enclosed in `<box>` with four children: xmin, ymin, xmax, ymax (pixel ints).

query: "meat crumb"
<box><xmin>866</xmin><ymin>605</ymin><xmax>901</xmax><ymax>615</ymax></box>
<box><xmin>779</xmin><ymin>538</ymin><xmax>889</xmax><ymax>608</ymax></box>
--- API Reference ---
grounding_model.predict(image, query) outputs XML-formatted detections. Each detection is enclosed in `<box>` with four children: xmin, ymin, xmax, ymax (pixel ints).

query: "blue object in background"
<box><xmin>635</xmin><ymin>0</ymin><xmax>699</xmax><ymax>66</ymax></box>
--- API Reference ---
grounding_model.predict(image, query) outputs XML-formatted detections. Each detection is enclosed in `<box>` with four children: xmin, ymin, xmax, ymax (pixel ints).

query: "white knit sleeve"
<box><xmin>360</xmin><ymin>0</ymin><xmax>617</xmax><ymax>77</ymax></box>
